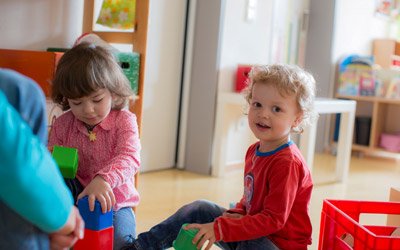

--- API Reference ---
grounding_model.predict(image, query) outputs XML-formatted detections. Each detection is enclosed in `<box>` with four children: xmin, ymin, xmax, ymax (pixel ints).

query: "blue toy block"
<box><xmin>77</xmin><ymin>196</ymin><xmax>113</xmax><ymax>231</ymax></box>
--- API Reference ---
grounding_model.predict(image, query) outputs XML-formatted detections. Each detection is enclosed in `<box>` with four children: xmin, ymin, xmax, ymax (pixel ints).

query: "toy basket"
<box><xmin>318</xmin><ymin>199</ymin><xmax>400</xmax><ymax>250</ymax></box>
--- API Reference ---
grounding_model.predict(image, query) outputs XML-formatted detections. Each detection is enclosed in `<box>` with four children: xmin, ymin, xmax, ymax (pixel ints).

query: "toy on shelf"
<box><xmin>74</xmin><ymin>196</ymin><xmax>114</xmax><ymax>250</ymax></box>
<box><xmin>116</xmin><ymin>52</ymin><xmax>140</xmax><ymax>95</ymax></box>
<box><xmin>235</xmin><ymin>65</ymin><xmax>252</xmax><ymax>93</ymax></box>
<box><xmin>51</xmin><ymin>145</ymin><xmax>78</xmax><ymax>179</ymax></box>
<box><xmin>386</xmin><ymin>76</ymin><xmax>400</xmax><ymax>98</ymax></box>
<box><xmin>337</xmin><ymin>55</ymin><xmax>375</xmax><ymax>96</ymax></box>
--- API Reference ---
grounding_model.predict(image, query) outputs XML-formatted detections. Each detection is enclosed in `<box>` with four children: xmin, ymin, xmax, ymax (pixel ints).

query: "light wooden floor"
<box><xmin>135</xmin><ymin>153</ymin><xmax>400</xmax><ymax>250</ymax></box>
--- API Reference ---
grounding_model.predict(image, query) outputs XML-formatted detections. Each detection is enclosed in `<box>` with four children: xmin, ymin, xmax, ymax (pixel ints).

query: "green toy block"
<box><xmin>52</xmin><ymin>145</ymin><xmax>78</xmax><ymax>179</ymax></box>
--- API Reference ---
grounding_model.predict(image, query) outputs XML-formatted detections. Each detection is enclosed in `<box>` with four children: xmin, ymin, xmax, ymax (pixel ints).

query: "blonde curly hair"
<box><xmin>243</xmin><ymin>64</ymin><xmax>317</xmax><ymax>133</ymax></box>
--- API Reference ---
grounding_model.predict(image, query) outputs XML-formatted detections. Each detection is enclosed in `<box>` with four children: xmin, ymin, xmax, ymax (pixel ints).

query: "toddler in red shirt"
<box><xmin>123</xmin><ymin>64</ymin><xmax>316</xmax><ymax>250</ymax></box>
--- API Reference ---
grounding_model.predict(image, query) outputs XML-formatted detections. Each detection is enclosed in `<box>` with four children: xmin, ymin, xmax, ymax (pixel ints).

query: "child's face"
<box><xmin>67</xmin><ymin>88</ymin><xmax>113</xmax><ymax>126</ymax></box>
<box><xmin>248</xmin><ymin>82</ymin><xmax>302</xmax><ymax>152</ymax></box>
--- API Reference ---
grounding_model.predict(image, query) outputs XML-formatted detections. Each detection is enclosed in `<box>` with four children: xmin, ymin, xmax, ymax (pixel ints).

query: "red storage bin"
<box><xmin>319</xmin><ymin>199</ymin><xmax>400</xmax><ymax>250</ymax></box>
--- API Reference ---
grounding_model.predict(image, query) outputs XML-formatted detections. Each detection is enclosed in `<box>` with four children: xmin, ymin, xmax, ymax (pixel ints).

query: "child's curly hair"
<box><xmin>52</xmin><ymin>42</ymin><xmax>134</xmax><ymax>111</ymax></box>
<box><xmin>243</xmin><ymin>64</ymin><xmax>317</xmax><ymax>133</ymax></box>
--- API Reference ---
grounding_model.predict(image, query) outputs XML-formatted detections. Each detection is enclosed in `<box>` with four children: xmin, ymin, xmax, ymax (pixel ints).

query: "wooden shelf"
<box><xmin>82</xmin><ymin>0</ymin><xmax>149</xmax><ymax>131</ymax></box>
<box><xmin>337</xmin><ymin>94</ymin><xmax>400</xmax><ymax>105</ymax></box>
<box><xmin>337</xmin><ymin>95</ymin><xmax>400</xmax><ymax>158</ymax></box>
<box><xmin>82</xmin><ymin>0</ymin><xmax>149</xmax><ymax>198</ymax></box>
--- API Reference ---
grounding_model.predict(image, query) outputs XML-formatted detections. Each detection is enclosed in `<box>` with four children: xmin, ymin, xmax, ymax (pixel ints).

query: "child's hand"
<box><xmin>77</xmin><ymin>175</ymin><xmax>116</xmax><ymax>213</ymax></box>
<box><xmin>222</xmin><ymin>211</ymin><xmax>243</xmax><ymax>219</ymax></box>
<box><xmin>185</xmin><ymin>222</ymin><xmax>216</xmax><ymax>250</ymax></box>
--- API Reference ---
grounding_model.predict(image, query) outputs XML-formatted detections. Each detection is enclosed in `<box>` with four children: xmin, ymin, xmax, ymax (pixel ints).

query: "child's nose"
<box><xmin>259</xmin><ymin>109</ymin><xmax>270</xmax><ymax>119</ymax></box>
<box><xmin>83</xmin><ymin>103</ymin><xmax>94</xmax><ymax>113</ymax></box>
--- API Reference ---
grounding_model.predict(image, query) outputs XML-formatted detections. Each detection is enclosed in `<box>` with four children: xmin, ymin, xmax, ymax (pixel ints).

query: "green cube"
<box><xmin>52</xmin><ymin>145</ymin><xmax>78</xmax><ymax>179</ymax></box>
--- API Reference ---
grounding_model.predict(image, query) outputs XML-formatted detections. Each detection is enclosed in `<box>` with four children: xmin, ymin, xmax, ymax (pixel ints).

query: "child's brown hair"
<box><xmin>52</xmin><ymin>42</ymin><xmax>134</xmax><ymax>111</ymax></box>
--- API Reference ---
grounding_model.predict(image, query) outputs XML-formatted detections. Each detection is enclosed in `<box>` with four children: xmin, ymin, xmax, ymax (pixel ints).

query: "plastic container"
<box><xmin>318</xmin><ymin>199</ymin><xmax>400</xmax><ymax>250</ymax></box>
<box><xmin>173</xmin><ymin>224</ymin><xmax>199</xmax><ymax>250</ymax></box>
<box><xmin>235</xmin><ymin>65</ymin><xmax>252</xmax><ymax>93</ymax></box>
<box><xmin>380</xmin><ymin>133</ymin><xmax>400</xmax><ymax>152</ymax></box>
<box><xmin>355</xmin><ymin>116</ymin><xmax>371</xmax><ymax>145</ymax></box>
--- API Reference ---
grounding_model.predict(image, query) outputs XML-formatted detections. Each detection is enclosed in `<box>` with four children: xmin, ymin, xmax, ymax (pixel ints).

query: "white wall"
<box><xmin>332</xmin><ymin>0</ymin><xmax>388</xmax><ymax>67</ymax></box>
<box><xmin>217</xmin><ymin>0</ymin><xmax>274</xmax><ymax>164</ymax></box>
<box><xmin>140</xmin><ymin>0</ymin><xmax>186</xmax><ymax>171</ymax></box>
<box><xmin>0</xmin><ymin>1</ymin><xmax>83</xmax><ymax>49</ymax></box>
<box><xmin>218</xmin><ymin>0</ymin><xmax>273</xmax><ymax>92</ymax></box>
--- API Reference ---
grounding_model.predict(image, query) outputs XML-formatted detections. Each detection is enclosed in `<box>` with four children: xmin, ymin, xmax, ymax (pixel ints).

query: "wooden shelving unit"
<box><xmin>337</xmin><ymin>94</ymin><xmax>400</xmax><ymax>159</ymax></box>
<box><xmin>82</xmin><ymin>0</ymin><xmax>149</xmax><ymax>131</ymax></box>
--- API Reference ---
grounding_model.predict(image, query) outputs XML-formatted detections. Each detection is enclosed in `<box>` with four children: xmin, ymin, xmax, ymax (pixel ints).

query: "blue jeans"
<box><xmin>123</xmin><ymin>200</ymin><xmax>279</xmax><ymax>250</ymax></box>
<box><xmin>65</xmin><ymin>178</ymin><xmax>136</xmax><ymax>250</ymax></box>
<box><xmin>0</xmin><ymin>202</ymin><xmax>49</xmax><ymax>249</ymax></box>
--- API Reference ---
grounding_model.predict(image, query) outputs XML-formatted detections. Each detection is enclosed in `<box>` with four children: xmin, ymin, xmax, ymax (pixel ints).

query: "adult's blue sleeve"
<box><xmin>0</xmin><ymin>91</ymin><xmax>73</xmax><ymax>233</ymax></box>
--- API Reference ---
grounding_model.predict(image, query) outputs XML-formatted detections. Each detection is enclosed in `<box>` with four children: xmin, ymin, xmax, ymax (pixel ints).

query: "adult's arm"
<box><xmin>0</xmin><ymin>91</ymin><xmax>73</xmax><ymax>233</ymax></box>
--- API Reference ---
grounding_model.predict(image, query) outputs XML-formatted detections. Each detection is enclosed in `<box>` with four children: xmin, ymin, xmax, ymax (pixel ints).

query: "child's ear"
<box><xmin>293</xmin><ymin>112</ymin><xmax>303</xmax><ymax>127</ymax></box>
<box><xmin>112</xmin><ymin>93</ymin><xmax>118</xmax><ymax>102</ymax></box>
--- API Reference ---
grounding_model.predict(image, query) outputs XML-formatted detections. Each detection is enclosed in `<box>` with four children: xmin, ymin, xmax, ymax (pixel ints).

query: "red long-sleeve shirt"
<box><xmin>214</xmin><ymin>141</ymin><xmax>313</xmax><ymax>250</ymax></box>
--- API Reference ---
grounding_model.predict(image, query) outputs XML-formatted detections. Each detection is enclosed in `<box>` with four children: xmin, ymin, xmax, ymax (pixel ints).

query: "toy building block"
<box><xmin>51</xmin><ymin>145</ymin><xmax>78</xmax><ymax>178</ymax></box>
<box><xmin>74</xmin><ymin>227</ymin><xmax>113</xmax><ymax>250</ymax></box>
<box><xmin>78</xmin><ymin>196</ymin><xmax>113</xmax><ymax>231</ymax></box>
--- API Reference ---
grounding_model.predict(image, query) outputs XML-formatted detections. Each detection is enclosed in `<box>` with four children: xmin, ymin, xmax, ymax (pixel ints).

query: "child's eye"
<box><xmin>252</xmin><ymin>102</ymin><xmax>262</xmax><ymax>108</ymax></box>
<box><xmin>272</xmin><ymin>106</ymin><xmax>281</xmax><ymax>112</ymax></box>
<box><xmin>93</xmin><ymin>98</ymin><xmax>103</xmax><ymax>103</ymax></box>
<box><xmin>71</xmin><ymin>101</ymin><xmax>82</xmax><ymax>106</ymax></box>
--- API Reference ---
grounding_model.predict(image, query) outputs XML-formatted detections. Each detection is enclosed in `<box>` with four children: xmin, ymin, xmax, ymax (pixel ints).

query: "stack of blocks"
<box><xmin>74</xmin><ymin>196</ymin><xmax>114</xmax><ymax>249</ymax></box>
<box><xmin>51</xmin><ymin>145</ymin><xmax>78</xmax><ymax>179</ymax></box>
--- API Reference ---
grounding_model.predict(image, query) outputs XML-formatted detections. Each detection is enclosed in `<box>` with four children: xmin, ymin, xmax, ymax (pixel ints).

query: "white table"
<box><xmin>211</xmin><ymin>93</ymin><xmax>356</xmax><ymax>182</ymax></box>
<box><xmin>299</xmin><ymin>98</ymin><xmax>356</xmax><ymax>182</ymax></box>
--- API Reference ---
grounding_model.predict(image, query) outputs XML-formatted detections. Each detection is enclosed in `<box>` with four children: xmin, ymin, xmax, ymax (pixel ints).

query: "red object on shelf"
<box><xmin>74</xmin><ymin>227</ymin><xmax>113</xmax><ymax>250</ymax></box>
<box><xmin>235</xmin><ymin>65</ymin><xmax>252</xmax><ymax>93</ymax></box>
<box><xmin>318</xmin><ymin>199</ymin><xmax>400</xmax><ymax>250</ymax></box>
<box><xmin>0</xmin><ymin>49</ymin><xmax>63</xmax><ymax>97</ymax></box>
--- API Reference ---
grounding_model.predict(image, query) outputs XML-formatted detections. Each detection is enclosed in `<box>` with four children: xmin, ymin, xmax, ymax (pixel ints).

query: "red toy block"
<box><xmin>74</xmin><ymin>227</ymin><xmax>113</xmax><ymax>250</ymax></box>
<box><xmin>318</xmin><ymin>199</ymin><xmax>400</xmax><ymax>250</ymax></box>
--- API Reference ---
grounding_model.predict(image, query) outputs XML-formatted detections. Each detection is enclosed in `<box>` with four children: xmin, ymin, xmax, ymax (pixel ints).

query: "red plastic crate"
<box><xmin>319</xmin><ymin>199</ymin><xmax>400</xmax><ymax>250</ymax></box>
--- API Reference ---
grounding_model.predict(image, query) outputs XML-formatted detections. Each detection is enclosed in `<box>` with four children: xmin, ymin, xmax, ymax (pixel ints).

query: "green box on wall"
<box><xmin>115</xmin><ymin>52</ymin><xmax>140</xmax><ymax>95</ymax></box>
